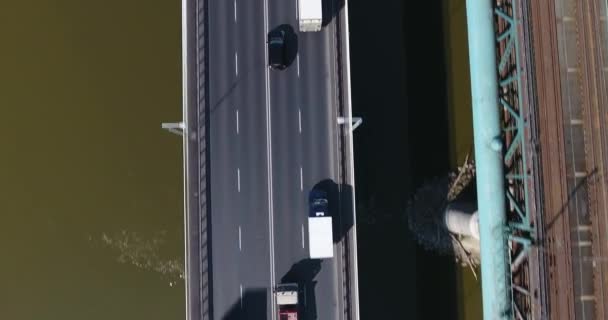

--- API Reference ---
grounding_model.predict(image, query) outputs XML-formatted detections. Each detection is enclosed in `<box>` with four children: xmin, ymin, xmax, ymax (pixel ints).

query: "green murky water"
<box><xmin>443</xmin><ymin>0</ymin><xmax>483</xmax><ymax>319</ymax></box>
<box><xmin>0</xmin><ymin>1</ymin><xmax>185</xmax><ymax>319</ymax></box>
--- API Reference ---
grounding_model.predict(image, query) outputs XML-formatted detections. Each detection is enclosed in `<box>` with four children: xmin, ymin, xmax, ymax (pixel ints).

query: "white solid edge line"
<box><xmin>342</xmin><ymin>0</ymin><xmax>360</xmax><ymax>318</ymax></box>
<box><xmin>263</xmin><ymin>0</ymin><xmax>277</xmax><ymax>317</ymax></box>
<box><xmin>180</xmin><ymin>0</ymin><xmax>190</xmax><ymax>317</ymax></box>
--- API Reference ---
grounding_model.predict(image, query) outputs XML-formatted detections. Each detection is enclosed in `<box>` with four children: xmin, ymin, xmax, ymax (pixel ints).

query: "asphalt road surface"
<box><xmin>208</xmin><ymin>0</ymin><xmax>345</xmax><ymax>319</ymax></box>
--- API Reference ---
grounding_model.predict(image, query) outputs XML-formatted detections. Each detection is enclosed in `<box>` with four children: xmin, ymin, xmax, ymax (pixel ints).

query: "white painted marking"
<box><xmin>295</xmin><ymin>0</ymin><xmax>298</xmax><ymax>19</ymax></box>
<box><xmin>235</xmin><ymin>51</ymin><xmax>239</xmax><ymax>76</ymax></box>
<box><xmin>237</xmin><ymin>168</ymin><xmax>241</xmax><ymax>192</ymax></box>
<box><xmin>298</xmin><ymin>108</ymin><xmax>302</xmax><ymax>133</ymax></box>
<box><xmin>262</xmin><ymin>0</ymin><xmax>277</xmax><ymax>317</ymax></box>
<box><xmin>301</xmin><ymin>224</ymin><xmax>305</xmax><ymax>248</ymax></box>
<box><xmin>236</xmin><ymin>109</ymin><xmax>240</xmax><ymax>134</ymax></box>
<box><xmin>238</xmin><ymin>226</ymin><xmax>242</xmax><ymax>251</ymax></box>
<box><xmin>300</xmin><ymin>167</ymin><xmax>303</xmax><ymax>191</ymax></box>
<box><xmin>297</xmin><ymin>54</ymin><xmax>300</xmax><ymax>77</ymax></box>
<box><xmin>240</xmin><ymin>284</ymin><xmax>243</xmax><ymax>308</ymax></box>
<box><xmin>234</xmin><ymin>0</ymin><xmax>237</xmax><ymax>22</ymax></box>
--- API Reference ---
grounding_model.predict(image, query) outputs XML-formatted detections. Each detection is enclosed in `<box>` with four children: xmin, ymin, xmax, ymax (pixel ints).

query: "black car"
<box><xmin>309</xmin><ymin>189</ymin><xmax>329</xmax><ymax>217</ymax></box>
<box><xmin>267</xmin><ymin>29</ymin><xmax>287</xmax><ymax>70</ymax></box>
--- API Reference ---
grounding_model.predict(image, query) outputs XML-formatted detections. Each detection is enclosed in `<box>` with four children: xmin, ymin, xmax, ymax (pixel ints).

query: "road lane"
<box><xmin>206</xmin><ymin>0</ymin><xmax>347</xmax><ymax>318</ymax></box>
<box><xmin>267</xmin><ymin>0</ymin><xmax>307</xmax><ymax>292</ymax></box>
<box><xmin>208</xmin><ymin>0</ymin><xmax>241</xmax><ymax>316</ymax></box>
<box><xmin>234</xmin><ymin>0</ymin><xmax>274</xmax><ymax>317</ymax></box>
<box><xmin>266</xmin><ymin>0</ymin><xmax>345</xmax><ymax>318</ymax></box>
<box><xmin>298</xmin><ymin>14</ymin><xmax>344</xmax><ymax>320</ymax></box>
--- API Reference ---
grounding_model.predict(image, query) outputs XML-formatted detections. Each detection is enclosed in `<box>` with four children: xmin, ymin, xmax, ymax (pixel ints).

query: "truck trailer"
<box><xmin>308</xmin><ymin>190</ymin><xmax>334</xmax><ymax>259</ymax></box>
<box><xmin>298</xmin><ymin>0</ymin><xmax>323</xmax><ymax>32</ymax></box>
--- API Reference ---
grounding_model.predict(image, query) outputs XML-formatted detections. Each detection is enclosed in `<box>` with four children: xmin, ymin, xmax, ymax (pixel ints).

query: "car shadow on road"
<box><xmin>312</xmin><ymin>179</ymin><xmax>354</xmax><ymax>244</ymax></box>
<box><xmin>221</xmin><ymin>287</ymin><xmax>267</xmax><ymax>320</ymax></box>
<box><xmin>280</xmin><ymin>259</ymin><xmax>322</xmax><ymax>320</ymax></box>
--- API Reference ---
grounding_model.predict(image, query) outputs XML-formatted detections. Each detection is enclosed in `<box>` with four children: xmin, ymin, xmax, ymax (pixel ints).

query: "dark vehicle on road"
<box><xmin>309</xmin><ymin>189</ymin><xmax>329</xmax><ymax>217</ymax></box>
<box><xmin>268</xmin><ymin>29</ymin><xmax>287</xmax><ymax>70</ymax></box>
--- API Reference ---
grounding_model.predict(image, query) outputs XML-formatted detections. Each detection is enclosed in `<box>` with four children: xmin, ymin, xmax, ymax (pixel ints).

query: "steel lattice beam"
<box><xmin>494</xmin><ymin>0</ymin><xmax>537</xmax><ymax>318</ymax></box>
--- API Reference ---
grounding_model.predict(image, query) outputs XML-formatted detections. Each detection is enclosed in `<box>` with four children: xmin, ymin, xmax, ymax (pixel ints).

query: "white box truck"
<box><xmin>298</xmin><ymin>0</ymin><xmax>323</xmax><ymax>32</ymax></box>
<box><xmin>308</xmin><ymin>190</ymin><xmax>333</xmax><ymax>259</ymax></box>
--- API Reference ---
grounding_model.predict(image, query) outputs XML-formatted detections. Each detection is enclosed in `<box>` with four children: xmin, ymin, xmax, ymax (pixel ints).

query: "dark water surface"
<box><xmin>1</xmin><ymin>1</ymin><xmax>185</xmax><ymax>319</ymax></box>
<box><xmin>348</xmin><ymin>0</ymin><xmax>479</xmax><ymax>319</ymax></box>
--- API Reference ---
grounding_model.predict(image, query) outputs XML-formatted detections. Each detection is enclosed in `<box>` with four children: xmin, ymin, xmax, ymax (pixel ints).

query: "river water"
<box><xmin>1</xmin><ymin>0</ymin><xmax>482</xmax><ymax>319</ymax></box>
<box><xmin>349</xmin><ymin>0</ymin><xmax>482</xmax><ymax>319</ymax></box>
<box><xmin>1</xmin><ymin>1</ymin><xmax>185</xmax><ymax>319</ymax></box>
<box><xmin>443</xmin><ymin>1</ymin><xmax>483</xmax><ymax>319</ymax></box>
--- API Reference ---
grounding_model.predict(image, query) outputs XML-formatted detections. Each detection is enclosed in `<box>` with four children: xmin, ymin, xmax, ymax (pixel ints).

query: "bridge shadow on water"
<box><xmin>348</xmin><ymin>0</ymin><xmax>458</xmax><ymax>319</ymax></box>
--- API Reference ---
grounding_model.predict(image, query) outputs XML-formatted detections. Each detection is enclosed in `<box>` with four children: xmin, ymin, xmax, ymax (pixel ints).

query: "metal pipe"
<box><xmin>464</xmin><ymin>0</ymin><xmax>511</xmax><ymax>318</ymax></box>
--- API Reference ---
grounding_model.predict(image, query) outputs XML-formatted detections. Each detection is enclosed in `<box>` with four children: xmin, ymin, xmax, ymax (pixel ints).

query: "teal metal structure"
<box><xmin>466</xmin><ymin>0</ymin><xmax>539</xmax><ymax>318</ymax></box>
<box><xmin>465</xmin><ymin>0</ymin><xmax>511</xmax><ymax>318</ymax></box>
<box><xmin>495</xmin><ymin>0</ymin><xmax>537</xmax><ymax>318</ymax></box>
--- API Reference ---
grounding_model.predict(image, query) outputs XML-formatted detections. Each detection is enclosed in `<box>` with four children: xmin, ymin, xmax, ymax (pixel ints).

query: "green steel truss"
<box><xmin>494</xmin><ymin>0</ymin><xmax>537</xmax><ymax>318</ymax></box>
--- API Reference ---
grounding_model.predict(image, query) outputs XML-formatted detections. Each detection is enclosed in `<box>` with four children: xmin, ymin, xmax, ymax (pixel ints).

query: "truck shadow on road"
<box><xmin>281</xmin><ymin>259</ymin><xmax>322</xmax><ymax>320</ymax></box>
<box><xmin>322</xmin><ymin>0</ymin><xmax>345</xmax><ymax>27</ymax></box>
<box><xmin>221</xmin><ymin>287</ymin><xmax>267</xmax><ymax>320</ymax></box>
<box><xmin>312</xmin><ymin>179</ymin><xmax>354</xmax><ymax>244</ymax></box>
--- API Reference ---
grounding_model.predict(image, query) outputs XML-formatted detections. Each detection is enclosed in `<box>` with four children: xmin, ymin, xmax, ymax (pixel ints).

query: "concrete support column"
<box><xmin>444</xmin><ymin>204</ymin><xmax>480</xmax><ymax>240</ymax></box>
